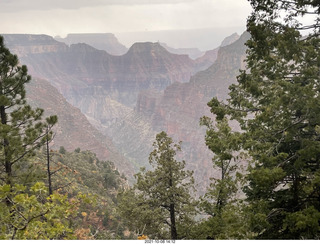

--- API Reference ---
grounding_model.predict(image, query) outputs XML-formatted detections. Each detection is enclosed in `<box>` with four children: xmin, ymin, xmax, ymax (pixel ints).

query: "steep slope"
<box><xmin>31</xmin><ymin>149</ymin><xmax>129</xmax><ymax>239</ymax></box>
<box><xmin>220</xmin><ymin>32</ymin><xmax>240</xmax><ymax>47</ymax></box>
<box><xmin>195</xmin><ymin>32</ymin><xmax>240</xmax><ymax>68</ymax></box>
<box><xmin>121</xmin><ymin>42</ymin><xmax>195</xmax><ymax>88</ymax></box>
<box><xmin>135</xmin><ymin>32</ymin><xmax>250</xmax><ymax>193</ymax></box>
<box><xmin>2</xmin><ymin>32</ymin><xmax>249</xmax><ymax>194</ymax></box>
<box><xmin>25</xmin><ymin>77</ymin><xmax>134</xmax><ymax>178</ymax></box>
<box><xmin>94</xmin><ymin>32</ymin><xmax>249</xmax><ymax>194</ymax></box>
<box><xmin>55</xmin><ymin>33</ymin><xmax>128</xmax><ymax>56</ymax></box>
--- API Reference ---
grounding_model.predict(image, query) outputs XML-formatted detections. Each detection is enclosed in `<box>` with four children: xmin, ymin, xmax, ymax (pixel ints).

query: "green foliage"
<box><xmin>104</xmin><ymin>168</ymin><xmax>119</xmax><ymax>189</ymax></box>
<box><xmin>283</xmin><ymin>206</ymin><xmax>320</xmax><ymax>239</ymax></box>
<box><xmin>44</xmin><ymin>150</ymin><xmax>124</xmax><ymax>195</ymax></box>
<box><xmin>0</xmin><ymin>35</ymin><xmax>69</xmax><ymax>239</ymax></box>
<box><xmin>59</xmin><ymin>146</ymin><xmax>66</xmax><ymax>154</ymax></box>
<box><xmin>39</xmin><ymin>149</ymin><xmax>127</xmax><ymax>239</ymax></box>
<box><xmin>0</xmin><ymin>35</ymin><xmax>57</xmax><ymax>185</ymax></box>
<box><xmin>206</xmin><ymin>0</ymin><xmax>320</xmax><ymax>239</ymax></box>
<box><xmin>0</xmin><ymin>147</ymin><xmax>128</xmax><ymax>240</ymax></box>
<box><xmin>0</xmin><ymin>36</ymin><xmax>129</xmax><ymax>239</ymax></box>
<box><xmin>191</xmin><ymin>201</ymin><xmax>255</xmax><ymax>240</ymax></box>
<box><xmin>118</xmin><ymin>132</ymin><xmax>198</xmax><ymax>240</ymax></box>
<box><xmin>0</xmin><ymin>182</ymin><xmax>76</xmax><ymax>239</ymax></box>
<box><xmin>199</xmin><ymin>116</ymin><xmax>249</xmax><ymax>238</ymax></box>
<box><xmin>118</xmin><ymin>188</ymin><xmax>165</xmax><ymax>238</ymax></box>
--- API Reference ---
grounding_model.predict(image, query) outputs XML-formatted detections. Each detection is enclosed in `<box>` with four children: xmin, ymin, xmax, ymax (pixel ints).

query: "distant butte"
<box><xmin>55</xmin><ymin>33</ymin><xmax>128</xmax><ymax>56</ymax></box>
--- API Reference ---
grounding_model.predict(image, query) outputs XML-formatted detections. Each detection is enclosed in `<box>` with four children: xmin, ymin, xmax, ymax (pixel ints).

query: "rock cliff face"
<box><xmin>135</xmin><ymin>32</ymin><xmax>250</xmax><ymax>193</ymax></box>
<box><xmin>3</xmin><ymin>34</ymin><xmax>68</xmax><ymax>57</ymax></box>
<box><xmin>2</xmin><ymin>32</ymin><xmax>249</xmax><ymax>193</ymax></box>
<box><xmin>55</xmin><ymin>33</ymin><xmax>128</xmax><ymax>56</ymax></box>
<box><xmin>25</xmin><ymin>78</ymin><xmax>134</xmax><ymax>178</ymax></box>
<box><xmin>4</xmin><ymin>35</ymin><xmax>204</xmax><ymax>108</ymax></box>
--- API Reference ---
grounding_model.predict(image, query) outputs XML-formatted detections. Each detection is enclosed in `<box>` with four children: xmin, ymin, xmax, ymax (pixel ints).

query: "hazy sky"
<box><xmin>0</xmin><ymin>0</ymin><xmax>253</xmax><ymax>49</ymax></box>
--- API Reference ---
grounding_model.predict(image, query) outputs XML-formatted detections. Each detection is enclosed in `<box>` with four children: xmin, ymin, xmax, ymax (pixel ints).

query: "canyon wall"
<box><xmin>2</xmin><ymin>32</ymin><xmax>248</xmax><ymax>192</ymax></box>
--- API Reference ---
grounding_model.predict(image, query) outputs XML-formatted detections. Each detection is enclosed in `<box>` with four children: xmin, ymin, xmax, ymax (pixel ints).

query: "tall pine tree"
<box><xmin>197</xmin><ymin>117</ymin><xmax>251</xmax><ymax>239</ymax></box>
<box><xmin>0</xmin><ymin>35</ymin><xmax>73</xmax><ymax>240</ymax></box>
<box><xmin>0</xmin><ymin>35</ymin><xmax>57</xmax><ymax>187</ymax></box>
<box><xmin>207</xmin><ymin>0</ymin><xmax>320</xmax><ymax>239</ymax></box>
<box><xmin>118</xmin><ymin>132</ymin><xmax>197</xmax><ymax>240</ymax></box>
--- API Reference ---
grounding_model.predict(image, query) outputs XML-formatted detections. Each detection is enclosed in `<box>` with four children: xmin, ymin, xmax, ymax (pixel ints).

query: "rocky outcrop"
<box><xmin>55</xmin><ymin>33</ymin><xmax>128</xmax><ymax>56</ymax></box>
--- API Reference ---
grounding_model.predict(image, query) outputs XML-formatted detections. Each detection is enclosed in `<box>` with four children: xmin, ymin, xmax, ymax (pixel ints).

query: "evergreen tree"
<box><xmin>118</xmin><ymin>132</ymin><xmax>197</xmax><ymax>240</ymax></box>
<box><xmin>0</xmin><ymin>35</ymin><xmax>57</xmax><ymax>187</ymax></box>
<box><xmin>196</xmin><ymin>117</ymin><xmax>251</xmax><ymax>239</ymax></box>
<box><xmin>0</xmin><ymin>35</ymin><xmax>75</xmax><ymax>239</ymax></box>
<box><xmin>207</xmin><ymin>1</ymin><xmax>320</xmax><ymax>239</ymax></box>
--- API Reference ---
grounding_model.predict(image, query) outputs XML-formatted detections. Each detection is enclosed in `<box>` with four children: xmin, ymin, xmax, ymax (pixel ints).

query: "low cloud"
<box><xmin>0</xmin><ymin>0</ymin><xmax>252</xmax><ymax>50</ymax></box>
<box><xmin>1</xmin><ymin>0</ymin><xmax>196</xmax><ymax>12</ymax></box>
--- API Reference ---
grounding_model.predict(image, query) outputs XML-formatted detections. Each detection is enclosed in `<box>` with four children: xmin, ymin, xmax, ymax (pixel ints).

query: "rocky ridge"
<box><xmin>4</xmin><ymin>35</ymin><xmax>207</xmax><ymax>108</ymax></box>
<box><xmin>2</xmin><ymin>32</ymin><xmax>247</xmax><ymax>193</ymax></box>
<box><xmin>55</xmin><ymin>33</ymin><xmax>128</xmax><ymax>56</ymax></box>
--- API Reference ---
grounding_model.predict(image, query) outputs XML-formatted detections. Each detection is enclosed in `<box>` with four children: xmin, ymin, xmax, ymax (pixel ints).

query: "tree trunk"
<box><xmin>46</xmin><ymin>129</ymin><xmax>53</xmax><ymax>196</ymax></box>
<box><xmin>1</xmin><ymin>103</ymin><xmax>12</xmax><ymax>187</ymax></box>
<box><xmin>168</xmin><ymin>164</ymin><xmax>177</xmax><ymax>240</ymax></box>
<box><xmin>170</xmin><ymin>203</ymin><xmax>177</xmax><ymax>240</ymax></box>
<box><xmin>1</xmin><ymin>103</ymin><xmax>12</xmax><ymax>209</ymax></box>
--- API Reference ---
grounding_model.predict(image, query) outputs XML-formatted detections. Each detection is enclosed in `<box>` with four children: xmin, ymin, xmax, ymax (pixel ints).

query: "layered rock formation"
<box><xmin>3</xmin><ymin>34</ymin><xmax>68</xmax><ymax>57</ymax></box>
<box><xmin>2</xmin><ymin>32</ymin><xmax>249</xmax><ymax>193</ymax></box>
<box><xmin>25</xmin><ymin>78</ymin><xmax>134</xmax><ymax>178</ymax></box>
<box><xmin>135</xmin><ymin>32</ymin><xmax>249</xmax><ymax>193</ymax></box>
<box><xmin>55</xmin><ymin>33</ymin><xmax>128</xmax><ymax>56</ymax></box>
<box><xmin>92</xmin><ymin>32</ymin><xmax>249</xmax><ymax>193</ymax></box>
<box><xmin>4</xmin><ymin>35</ymin><xmax>204</xmax><ymax>108</ymax></box>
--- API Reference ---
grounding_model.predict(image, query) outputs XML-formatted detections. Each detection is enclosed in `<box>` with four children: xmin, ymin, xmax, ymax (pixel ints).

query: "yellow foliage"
<box><xmin>81</xmin><ymin>212</ymin><xmax>87</xmax><ymax>217</ymax></box>
<box><xmin>138</xmin><ymin>234</ymin><xmax>148</xmax><ymax>240</ymax></box>
<box><xmin>75</xmin><ymin>228</ymin><xmax>93</xmax><ymax>240</ymax></box>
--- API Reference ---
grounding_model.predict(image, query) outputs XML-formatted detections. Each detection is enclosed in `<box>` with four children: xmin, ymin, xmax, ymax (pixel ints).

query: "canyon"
<box><xmin>3</xmin><ymin>31</ymin><xmax>248</xmax><ymax>193</ymax></box>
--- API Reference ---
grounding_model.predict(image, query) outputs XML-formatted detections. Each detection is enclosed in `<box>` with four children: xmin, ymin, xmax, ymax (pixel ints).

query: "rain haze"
<box><xmin>0</xmin><ymin>0</ymin><xmax>253</xmax><ymax>50</ymax></box>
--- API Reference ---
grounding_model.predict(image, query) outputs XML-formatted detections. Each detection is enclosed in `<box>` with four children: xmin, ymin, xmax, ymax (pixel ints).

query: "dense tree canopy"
<box><xmin>207</xmin><ymin>0</ymin><xmax>320</xmax><ymax>239</ymax></box>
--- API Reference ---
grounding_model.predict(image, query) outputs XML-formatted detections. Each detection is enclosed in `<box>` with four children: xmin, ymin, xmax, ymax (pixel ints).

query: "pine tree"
<box><xmin>0</xmin><ymin>35</ymin><xmax>73</xmax><ymax>239</ymax></box>
<box><xmin>197</xmin><ymin>117</ymin><xmax>251</xmax><ymax>239</ymax></box>
<box><xmin>207</xmin><ymin>1</ymin><xmax>320</xmax><ymax>239</ymax></box>
<box><xmin>118</xmin><ymin>132</ymin><xmax>197</xmax><ymax>240</ymax></box>
<box><xmin>0</xmin><ymin>35</ymin><xmax>57</xmax><ymax>188</ymax></box>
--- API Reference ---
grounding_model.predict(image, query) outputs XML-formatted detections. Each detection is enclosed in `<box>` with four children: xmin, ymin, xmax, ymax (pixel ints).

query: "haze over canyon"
<box><xmin>2</xmin><ymin>31</ymin><xmax>248</xmax><ymax>193</ymax></box>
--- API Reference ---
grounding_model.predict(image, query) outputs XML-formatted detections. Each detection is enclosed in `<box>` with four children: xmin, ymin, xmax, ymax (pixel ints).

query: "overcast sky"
<box><xmin>0</xmin><ymin>0</ymin><xmax>253</xmax><ymax>50</ymax></box>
